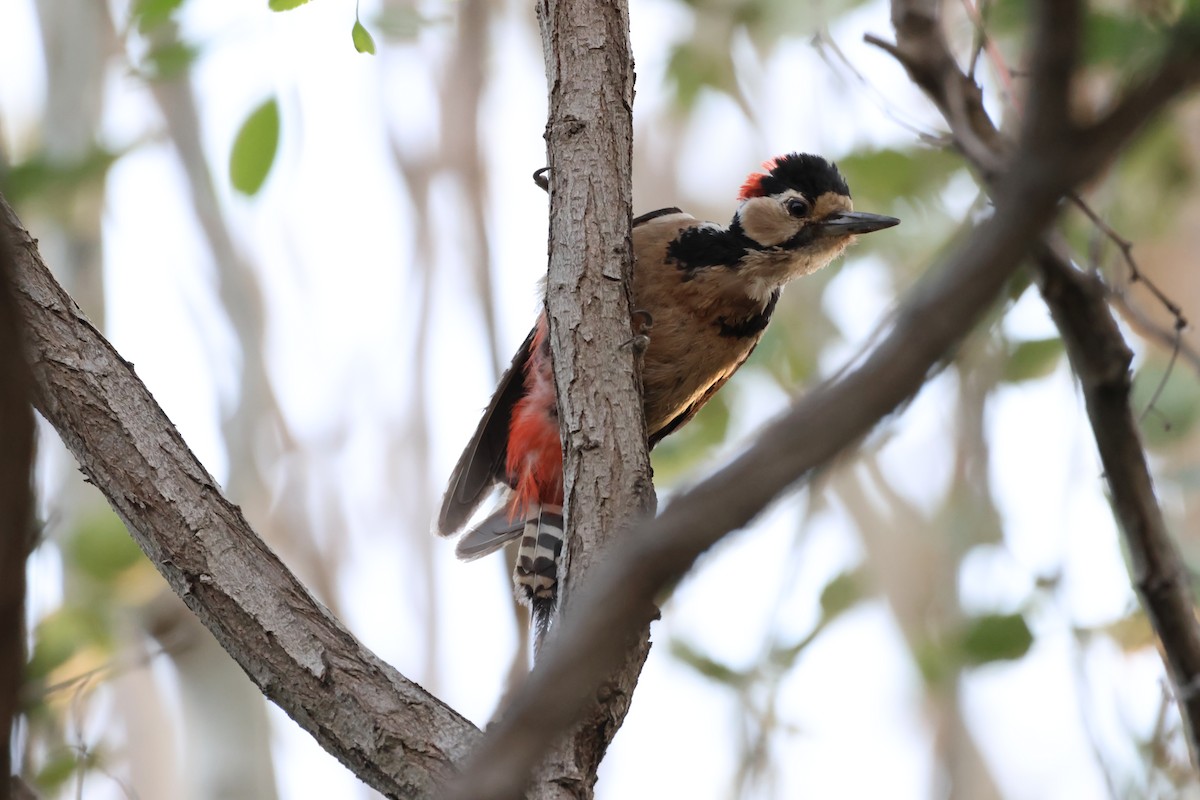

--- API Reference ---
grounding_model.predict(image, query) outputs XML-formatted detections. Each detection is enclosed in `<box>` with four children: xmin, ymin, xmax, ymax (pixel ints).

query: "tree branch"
<box><xmin>1</xmin><ymin>193</ymin><xmax>478</xmax><ymax>799</ymax></box>
<box><xmin>874</xmin><ymin>0</ymin><xmax>1200</xmax><ymax>763</ymax></box>
<box><xmin>444</xmin><ymin>0</ymin><xmax>654</xmax><ymax>798</ymax></box>
<box><xmin>0</xmin><ymin>210</ymin><xmax>34</xmax><ymax>799</ymax></box>
<box><xmin>1035</xmin><ymin>244</ymin><xmax>1200</xmax><ymax>760</ymax></box>
<box><xmin>449</xmin><ymin>2</ymin><xmax>1200</xmax><ymax>792</ymax></box>
<box><xmin>449</xmin><ymin>1</ymin><xmax>649</xmax><ymax>797</ymax></box>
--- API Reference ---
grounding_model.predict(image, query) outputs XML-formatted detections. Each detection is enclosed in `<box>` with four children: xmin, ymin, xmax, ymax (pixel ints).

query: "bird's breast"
<box><xmin>632</xmin><ymin>265</ymin><xmax>768</xmax><ymax>434</ymax></box>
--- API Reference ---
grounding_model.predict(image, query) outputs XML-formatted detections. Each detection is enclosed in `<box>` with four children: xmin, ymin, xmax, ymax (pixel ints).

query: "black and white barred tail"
<box><xmin>452</xmin><ymin>501</ymin><xmax>566</xmax><ymax>621</ymax></box>
<box><xmin>513</xmin><ymin>503</ymin><xmax>564</xmax><ymax>603</ymax></box>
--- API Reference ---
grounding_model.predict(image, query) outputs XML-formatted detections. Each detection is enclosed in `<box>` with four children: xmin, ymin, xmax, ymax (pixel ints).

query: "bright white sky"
<box><xmin>0</xmin><ymin>0</ymin><xmax>1176</xmax><ymax>797</ymax></box>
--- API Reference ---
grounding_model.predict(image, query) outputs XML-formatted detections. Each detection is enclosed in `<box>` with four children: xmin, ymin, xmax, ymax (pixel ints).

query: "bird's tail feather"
<box><xmin>514</xmin><ymin>503</ymin><xmax>564</xmax><ymax>635</ymax></box>
<box><xmin>454</xmin><ymin>507</ymin><xmax>525</xmax><ymax>561</ymax></box>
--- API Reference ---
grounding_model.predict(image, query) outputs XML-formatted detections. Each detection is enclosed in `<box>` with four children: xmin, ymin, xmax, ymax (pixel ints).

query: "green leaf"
<box><xmin>352</xmin><ymin>19</ymin><xmax>377</xmax><ymax>54</ymax></box>
<box><xmin>229</xmin><ymin>98</ymin><xmax>280</xmax><ymax>196</ymax></box>
<box><xmin>269</xmin><ymin>0</ymin><xmax>310</xmax><ymax>10</ymax></box>
<box><xmin>1002</xmin><ymin>337</ymin><xmax>1064</xmax><ymax>383</ymax></box>
<box><xmin>958</xmin><ymin>613</ymin><xmax>1033</xmax><ymax>665</ymax></box>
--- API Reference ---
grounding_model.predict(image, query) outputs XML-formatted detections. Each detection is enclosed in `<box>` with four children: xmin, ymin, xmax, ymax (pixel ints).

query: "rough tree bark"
<box><xmin>0</xmin><ymin>213</ymin><xmax>35</xmax><ymax>800</ymax></box>
<box><xmin>464</xmin><ymin>0</ymin><xmax>657</xmax><ymax>797</ymax></box>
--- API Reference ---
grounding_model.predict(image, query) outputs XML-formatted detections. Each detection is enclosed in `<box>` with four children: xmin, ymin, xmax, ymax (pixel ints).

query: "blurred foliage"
<box><xmin>0</xmin><ymin>147</ymin><xmax>121</xmax><ymax>209</ymax></box>
<box><xmin>372</xmin><ymin>6</ymin><xmax>450</xmax><ymax>41</ymax></box>
<box><xmin>650</xmin><ymin>391</ymin><xmax>733</xmax><ymax>484</ymax></box>
<box><xmin>664</xmin><ymin>0</ymin><xmax>872</xmax><ymax>110</ymax></box>
<box><xmin>837</xmin><ymin>147</ymin><xmax>965</xmax><ymax>211</ymax></box>
<box><xmin>1002</xmin><ymin>337</ymin><xmax>1064</xmax><ymax>383</ymax></box>
<box><xmin>957</xmin><ymin>612</ymin><xmax>1033</xmax><ymax>665</ymax></box>
<box><xmin>1133</xmin><ymin>354</ymin><xmax>1200</xmax><ymax>447</ymax></box>
<box><xmin>1109</xmin><ymin>118</ymin><xmax>1193</xmax><ymax>237</ymax></box>
<box><xmin>140</xmin><ymin>40</ymin><xmax>201</xmax><ymax>81</ymax></box>
<box><xmin>22</xmin><ymin>511</ymin><xmax>157</xmax><ymax>795</ymax></box>
<box><xmin>671</xmin><ymin>566</ymin><xmax>871</xmax><ymax>795</ymax></box>
<box><xmin>130</xmin><ymin>0</ymin><xmax>185</xmax><ymax>34</ymax></box>
<box><xmin>915</xmin><ymin>612</ymin><xmax>1034</xmax><ymax>688</ymax></box>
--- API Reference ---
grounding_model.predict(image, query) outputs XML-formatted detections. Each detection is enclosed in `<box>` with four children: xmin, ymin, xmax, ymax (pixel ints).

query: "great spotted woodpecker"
<box><xmin>437</xmin><ymin>153</ymin><xmax>898</xmax><ymax>612</ymax></box>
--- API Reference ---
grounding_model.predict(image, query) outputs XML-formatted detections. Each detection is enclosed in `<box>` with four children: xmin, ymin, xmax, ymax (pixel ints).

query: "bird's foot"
<box><xmin>621</xmin><ymin>309</ymin><xmax>653</xmax><ymax>354</ymax></box>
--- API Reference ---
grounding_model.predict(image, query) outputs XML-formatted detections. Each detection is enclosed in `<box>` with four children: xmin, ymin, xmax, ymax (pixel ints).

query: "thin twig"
<box><xmin>1070</xmin><ymin>193</ymin><xmax>1189</xmax><ymax>325</ymax></box>
<box><xmin>1035</xmin><ymin>244</ymin><xmax>1200</xmax><ymax>762</ymax></box>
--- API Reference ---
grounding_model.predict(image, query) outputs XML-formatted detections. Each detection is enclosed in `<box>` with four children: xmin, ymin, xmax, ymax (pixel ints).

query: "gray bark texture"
<box><xmin>448</xmin><ymin>1</ymin><xmax>653</xmax><ymax>797</ymax></box>
<box><xmin>0</xmin><ymin>214</ymin><xmax>34</xmax><ymax>800</ymax></box>
<box><xmin>1</xmin><ymin>194</ymin><xmax>478</xmax><ymax>799</ymax></box>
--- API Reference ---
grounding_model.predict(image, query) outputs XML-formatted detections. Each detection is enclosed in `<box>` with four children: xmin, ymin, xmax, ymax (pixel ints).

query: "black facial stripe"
<box><xmin>668</xmin><ymin>226</ymin><xmax>753</xmax><ymax>277</ymax></box>
<box><xmin>780</xmin><ymin>225</ymin><xmax>819</xmax><ymax>250</ymax></box>
<box><xmin>717</xmin><ymin>289</ymin><xmax>780</xmax><ymax>339</ymax></box>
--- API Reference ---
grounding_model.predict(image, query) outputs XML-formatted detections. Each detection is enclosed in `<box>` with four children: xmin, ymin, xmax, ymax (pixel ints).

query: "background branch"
<box><xmin>874</xmin><ymin>0</ymin><xmax>1200</xmax><ymax>764</ymax></box>
<box><xmin>1</xmin><ymin>193</ymin><xmax>478</xmax><ymax>800</ymax></box>
<box><xmin>1035</xmin><ymin>244</ymin><xmax>1200</xmax><ymax>760</ymax></box>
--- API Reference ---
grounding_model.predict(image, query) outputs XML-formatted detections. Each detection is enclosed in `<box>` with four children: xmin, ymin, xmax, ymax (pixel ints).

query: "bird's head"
<box><xmin>731</xmin><ymin>153</ymin><xmax>898</xmax><ymax>296</ymax></box>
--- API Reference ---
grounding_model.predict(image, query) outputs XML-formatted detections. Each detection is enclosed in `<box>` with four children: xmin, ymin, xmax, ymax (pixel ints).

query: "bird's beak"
<box><xmin>816</xmin><ymin>211</ymin><xmax>900</xmax><ymax>236</ymax></box>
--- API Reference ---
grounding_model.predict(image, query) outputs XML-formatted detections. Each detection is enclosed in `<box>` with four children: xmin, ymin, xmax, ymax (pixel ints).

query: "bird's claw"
<box><xmin>620</xmin><ymin>309</ymin><xmax>653</xmax><ymax>353</ymax></box>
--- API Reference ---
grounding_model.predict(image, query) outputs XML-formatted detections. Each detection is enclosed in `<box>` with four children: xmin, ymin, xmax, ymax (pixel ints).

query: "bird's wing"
<box><xmin>437</xmin><ymin>327</ymin><xmax>536</xmax><ymax>536</ymax></box>
<box><xmin>632</xmin><ymin>206</ymin><xmax>684</xmax><ymax>226</ymax></box>
<box><xmin>454</xmin><ymin>507</ymin><xmax>526</xmax><ymax>560</ymax></box>
<box><xmin>439</xmin><ymin>207</ymin><xmax>696</xmax><ymax>535</ymax></box>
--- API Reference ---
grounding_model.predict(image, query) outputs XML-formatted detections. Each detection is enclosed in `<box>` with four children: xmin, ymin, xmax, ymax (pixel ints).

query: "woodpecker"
<box><xmin>437</xmin><ymin>153</ymin><xmax>898</xmax><ymax>614</ymax></box>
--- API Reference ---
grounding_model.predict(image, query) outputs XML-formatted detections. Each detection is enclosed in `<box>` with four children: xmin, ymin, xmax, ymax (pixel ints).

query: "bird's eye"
<box><xmin>785</xmin><ymin>197</ymin><xmax>811</xmax><ymax>218</ymax></box>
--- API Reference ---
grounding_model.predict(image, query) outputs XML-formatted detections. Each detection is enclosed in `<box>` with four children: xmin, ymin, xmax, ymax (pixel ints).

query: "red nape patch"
<box><xmin>737</xmin><ymin>171</ymin><xmax>767</xmax><ymax>201</ymax></box>
<box><xmin>736</xmin><ymin>157</ymin><xmax>782</xmax><ymax>201</ymax></box>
